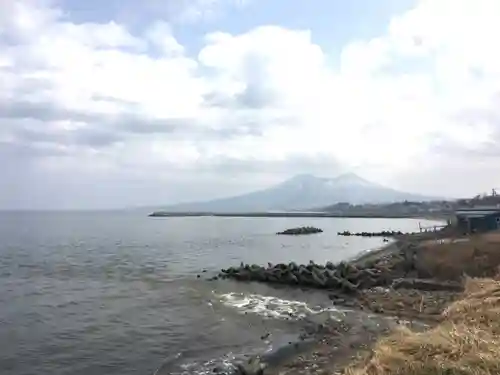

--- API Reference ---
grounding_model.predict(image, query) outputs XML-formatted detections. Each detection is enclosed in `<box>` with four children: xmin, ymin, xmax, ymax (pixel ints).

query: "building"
<box><xmin>455</xmin><ymin>207</ymin><xmax>500</xmax><ymax>233</ymax></box>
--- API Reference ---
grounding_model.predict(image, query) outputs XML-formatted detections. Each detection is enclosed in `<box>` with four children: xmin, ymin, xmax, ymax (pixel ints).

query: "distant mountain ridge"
<box><xmin>154</xmin><ymin>173</ymin><xmax>438</xmax><ymax>213</ymax></box>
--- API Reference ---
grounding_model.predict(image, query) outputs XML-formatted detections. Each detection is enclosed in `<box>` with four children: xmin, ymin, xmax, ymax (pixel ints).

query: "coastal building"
<box><xmin>454</xmin><ymin>207</ymin><xmax>500</xmax><ymax>233</ymax></box>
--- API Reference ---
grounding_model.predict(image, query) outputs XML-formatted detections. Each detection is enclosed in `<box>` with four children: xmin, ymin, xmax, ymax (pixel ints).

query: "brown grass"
<box><xmin>357</xmin><ymin>288</ymin><xmax>457</xmax><ymax>322</ymax></box>
<box><xmin>345</xmin><ymin>278</ymin><xmax>500</xmax><ymax>375</ymax></box>
<box><xmin>414</xmin><ymin>232</ymin><xmax>500</xmax><ymax>281</ymax></box>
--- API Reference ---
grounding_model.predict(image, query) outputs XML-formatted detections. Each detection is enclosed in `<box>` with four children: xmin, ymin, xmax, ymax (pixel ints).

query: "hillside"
<box><xmin>154</xmin><ymin>173</ymin><xmax>437</xmax><ymax>213</ymax></box>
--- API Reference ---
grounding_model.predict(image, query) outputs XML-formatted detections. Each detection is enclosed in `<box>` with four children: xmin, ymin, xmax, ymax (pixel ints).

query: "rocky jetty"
<box><xmin>277</xmin><ymin>226</ymin><xmax>323</xmax><ymax>235</ymax></box>
<box><xmin>214</xmin><ymin>238</ymin><xmax>465</xmax><ymax>297</ymax></box>
<box><xmin>337</xmin><ymin>230</ymin><xmax>405</xmax><ymax>237</ymax></box>
<box><xmin>217</xmin><ymin>258</ymin><xmax>407</xmax><ymax>294</ymax></box>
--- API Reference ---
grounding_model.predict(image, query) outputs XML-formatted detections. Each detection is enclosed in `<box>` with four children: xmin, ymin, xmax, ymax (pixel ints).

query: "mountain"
<box><xmin>154</xmin><ymin>173</ymin><xmax>438</xmax><ymax>213</ymax></box>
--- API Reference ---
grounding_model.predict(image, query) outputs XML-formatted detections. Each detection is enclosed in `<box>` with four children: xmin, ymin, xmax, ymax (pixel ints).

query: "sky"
<box><xmin>1</xmin><ymin>0</ymin><xmax>500</xmax><ymax>209</ymax></box>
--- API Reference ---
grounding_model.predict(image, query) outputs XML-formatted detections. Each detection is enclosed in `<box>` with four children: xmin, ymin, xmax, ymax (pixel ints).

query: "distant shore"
<box><xmin>149</xmin><ymin>211</ymin><xmax>450</xmax><ymax>220</ymax></box>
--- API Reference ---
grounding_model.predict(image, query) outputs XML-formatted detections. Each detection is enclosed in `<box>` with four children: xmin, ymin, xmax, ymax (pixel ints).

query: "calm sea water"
<box><xmin>0</xmin><ymin>212</ymin><xmax>443</xmax><ymax>375</ymax></box>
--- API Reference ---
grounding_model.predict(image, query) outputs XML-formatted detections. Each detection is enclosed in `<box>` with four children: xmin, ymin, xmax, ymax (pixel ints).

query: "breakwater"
<box><xmin>276</xmin><ymin>226</ymin><xmax>323</xmax><ymax>235</ymax></box>
<box><xmin>337</xmin><ymin>230</ymin><xmax>407</xmax><ymax>237</ymax></box>
<box><xmin>214</xmin><ymin>258</ymin><xmax>406</xmax><ymax>294</ymax></box>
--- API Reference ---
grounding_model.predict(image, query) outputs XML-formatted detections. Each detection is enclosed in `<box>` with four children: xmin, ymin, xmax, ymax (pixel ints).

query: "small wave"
<box><xmin>156</xmin><ymin>352</ymin><xmax>238</xmax><ymax>375</ymax></box>
<box><xmin>216</xmin><ymin>292</ymin><xmax>342</xmax><ymax>321</ymax></box>
<box><xmin>179</xmin><ymin>355</ymin><xmax>237</xmax><ymax>375</ymax></box>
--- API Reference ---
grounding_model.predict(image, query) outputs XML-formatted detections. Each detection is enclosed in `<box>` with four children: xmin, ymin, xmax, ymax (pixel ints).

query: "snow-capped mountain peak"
<box><xmin>158</xmin><ymin>172</ymin><xmax>437</xmax><ymax>212</ymax></box>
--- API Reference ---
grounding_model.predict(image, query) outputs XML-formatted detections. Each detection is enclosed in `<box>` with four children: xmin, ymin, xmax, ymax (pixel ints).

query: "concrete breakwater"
<box><xmin>337</xmin><ymin>230</ymin><xmax>406</xmax><ymax>237</ymax></box>
<box><xmin>212</xmin><ymin>238</ymin><xmax>462</xmax><ymax>296</ymax></box>
<box><xmin>276</xmin><ymin>226</ymin><xmax>323</xmax><ymax>235</ymax></box>
<box><xmin>215</xmin><ymin>258</ymin><xmax>405</xmax><ymax>294</ymax></box>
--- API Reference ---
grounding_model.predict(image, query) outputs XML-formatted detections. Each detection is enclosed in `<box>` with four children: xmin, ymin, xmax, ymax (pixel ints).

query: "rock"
<box><xmin>336</xmin><ymin>262</ymin><xmax>349</xmax><ymax>278</ymax></box>
<box><xmin>283</xmin><ymin>271</ymin><xmax>299</xmax><ymax>284</ymax></box>
<box><xmin>266</xmin><ymin>271</ymin><xmax>280</xmax><ymax>283</ymax></box>
<box><xmin>298</xmin><ymin>273</ymin><xmax>316</xmax><ymax>286</ymax></box>
<box><xmin>260</xmin><ymin>333</ymin><xmax>270</xmax><ymax>340</ymax></box>
<box><xmin>276</xmin><ymin>226</ymin><xmax>323</xmax><ymax>235</ymax></box>
<box><xmin>311</xmin><ymin>270</ymin><xmax>327</xmax><ymax>287</ymax></box>
<box><xmin>298</xmin><ymin>265</ymin><xmax>311</xmax><ymax>276</ymax></box>
<box><xmin>235</xmin><ymin>271</ymin><xmax>251</xmax><ymax>281</ymax></box>
<box><xmin>220</xmin><ymin>254</ymin><xmax>398</xmax><ymax>294</ymax></box>
<box><xmin>235</xmin><ymin>356</ymin><xmax>266</xmax><ymax>375</ymax></box>
<box><xmin>338</xmin><ymin>230</ymin><xmax>408</xmax><ymax>237</ymax></box>
<box><xmin>340</xmin><ymin>278</ymin><xmax>360</xmax><ymax>294</ymax></box>
<box><xmin>275</xmin><ymin>263</ymin><xmax>288</xmax><ymax>270</ymax></box>
<box><xmin>325</xmin><ymin>275</ymin><xmax>341</xmax><ymax>288</ymax></box>
<box><xmin>342</xmin><ymin>299</ymin><xmax>358</xmax><ymax>308</ymax></box>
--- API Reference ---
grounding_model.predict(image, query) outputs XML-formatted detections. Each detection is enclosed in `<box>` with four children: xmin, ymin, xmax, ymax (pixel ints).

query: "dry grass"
<box><xmin>357</xmin><ymin>288</ymin><xmax>457</xmax><ymax>322</ymax></box>
<box><xmin>345</xmin><ymin>278</ymin><xmax>500</xmax><ymax>375</ymax></box>
<box><xmin>414</xmin><ymin>232</ymin><xmax>500</xmax><ymax>281</ymax></box>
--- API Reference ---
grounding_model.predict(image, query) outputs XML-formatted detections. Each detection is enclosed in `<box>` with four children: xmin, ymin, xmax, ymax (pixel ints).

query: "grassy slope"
<box><xmin>347</xmin><ymin>278</ymin><xmax>500</xmax><ymax>375</ymax></box>
<box><xmin>346</xmin><ymin>233</ymin><xmax>500</xmax><ymax>375</ymax></box>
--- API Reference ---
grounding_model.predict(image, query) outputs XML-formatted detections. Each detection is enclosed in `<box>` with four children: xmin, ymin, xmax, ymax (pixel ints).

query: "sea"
<box><xmin>0</xmin><ymin>211</ymin><xmax>443</xmax><ymax>375</ymax></box>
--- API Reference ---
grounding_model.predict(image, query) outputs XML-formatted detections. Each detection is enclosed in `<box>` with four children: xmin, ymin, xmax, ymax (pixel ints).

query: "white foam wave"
<box><xmin>216</xmin><ymin>292</ymin><xmax>342</xmax><ymax>321</ymax></box>
<box><xmin>156</xmin><ymin>352</ymin><xmax>239</xmax><ymax>375</ymax></box>
<box><xmin>177</xmin><ymin>355</ymin><xmax>236</xmax><ymax>375</ymax></box>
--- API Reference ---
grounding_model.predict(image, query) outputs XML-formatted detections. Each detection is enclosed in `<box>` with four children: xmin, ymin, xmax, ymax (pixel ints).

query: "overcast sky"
<box><xmin>1</xmin><ymin>0</ymin><xmax>500</xmax><ymax>209</ymax></box>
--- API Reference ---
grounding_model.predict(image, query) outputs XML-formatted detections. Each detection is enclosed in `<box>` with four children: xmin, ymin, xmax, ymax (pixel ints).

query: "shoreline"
<box><xmin>348</xmin><ymin>239</ymin><xmax>399</xmax><ymax>267</ymax></box>
<box><xmin>149</xmin><ymin>211</ymin><xmax>450</xmax><ymax>220</ymax></box>
<box><xmin>213</xmin><ymin>227</ymin><xmax>469</xmax><ymax>375</ymax></box>
<box><xmin>267</xmin><ymin>228</ymin><xmax>500</xmax><ymax>375</ymax></box>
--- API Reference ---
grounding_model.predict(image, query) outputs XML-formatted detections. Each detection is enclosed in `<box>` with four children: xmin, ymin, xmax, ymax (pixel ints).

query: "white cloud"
<box><xmin>146</xmin><ymin>21</ymin><xmax>185</xmax><ymax>55</ymax></box>
<box><xmin>1</xmin><ymin>0</ymin><xmax>500</xmax><ymax>208</ymax></box>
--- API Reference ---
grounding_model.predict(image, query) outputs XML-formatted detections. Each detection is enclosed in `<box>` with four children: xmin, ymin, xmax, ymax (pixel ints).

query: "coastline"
<box><xmin>348</xmin><ymin>240</ymin><xmax>400</xmax><ymax>268</ymax></box>
<box><xmin>149</xmin><ymin>211</ymin><xmax>450</xmax><ymax>220</ymax></box>
<box><xmin>269</xmin><ymin>229</ymin><xmax>500</xmax><ymax>375</ymax></box>
<box><xmin>350</xmin><ymin>228</ymin><xmax>452</xmax><ymax>267</ymax></box>
<box><xmin>215</xmin><ymin>226</ymin><xmax>480</xmax><ymax>375</ymax></box>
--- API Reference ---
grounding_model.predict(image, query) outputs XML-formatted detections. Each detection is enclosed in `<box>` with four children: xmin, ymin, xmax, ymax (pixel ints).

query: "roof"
<box><xmin>456</xmin><ymin>210</ymin><xmax>500</xmax><ymax>218</ymax></box>
<box><xmin>456</xmin><ymin>206</ymin><xmax>500</xmax><ymax>212</ymax></box>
